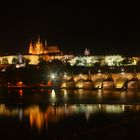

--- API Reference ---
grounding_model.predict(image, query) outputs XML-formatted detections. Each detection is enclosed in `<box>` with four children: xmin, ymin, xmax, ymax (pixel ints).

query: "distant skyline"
<box><xmin>0</xmin><ymin>1</ymin><xmax>140</xmax><ymax>55</ymax></box>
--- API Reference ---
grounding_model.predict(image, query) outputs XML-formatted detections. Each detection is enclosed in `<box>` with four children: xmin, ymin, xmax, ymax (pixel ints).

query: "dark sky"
<box><xmin>0</xmin><ymin>1</ymin><xmax>140</xmax><ymax>55</ymax></box>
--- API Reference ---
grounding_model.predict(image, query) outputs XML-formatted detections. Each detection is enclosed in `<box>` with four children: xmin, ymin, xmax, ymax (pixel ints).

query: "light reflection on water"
<box><xmin>2</xmin><ymin>89</ymin><xmax>140</xmax><ymax>139</ymax></box>
<box><xmin>5</xmin><ymin>88</ymin><xmax>140</xmax><ymax>104</ymax></box>
<box><xmin>1</xmin><ymin>103</ymin><xmax>140</xmax><ymax>131</ymax></box>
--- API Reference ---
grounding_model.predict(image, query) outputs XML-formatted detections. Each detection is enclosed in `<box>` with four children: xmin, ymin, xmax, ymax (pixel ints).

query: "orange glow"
<box><xmin>0</xmin><ymin>104</ymin><xmax>131</xmax><ymax>131</ymax></box>
<box><xmin>29</xmin><ymin>113</ymin><xmax>44</xmax><ymax>130</ymax></box>
<box><xmin>47</xmin><ymin>80</ymin><xmax>53</xmax><ymax>87</ymax></box>
<box><xmin>47</xmin><ymin>90</ymin><xmax>52</xmax><ymax>94</ymax></box>
<box><xmin>19</xmin><ymin>90</ymin><xmax>23</xmax><ymax>96</ymax></box>
<box><xmin>17</xmin><ymin>81</ymin><xmax>23</xmax><ymax>87</ymax></box>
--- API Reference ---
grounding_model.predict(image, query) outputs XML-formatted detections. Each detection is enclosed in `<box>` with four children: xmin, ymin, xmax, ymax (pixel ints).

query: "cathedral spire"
<box><xmin>37</xmin><ymin>35</ymin><xmax>40</xmax><ymax>42</ymax></box>
<box><xmin>84</xmin><ymin>48</ymin><xmax>90</xmax><ymax>56</ymax></box>
<box><xmin>29</xmin><ymin>41</ymin><xmax>33</xmax><ymax>54</ymax></box>
<box><xmin>45</xmin><ymin>40</ymin><xmax>48</xmax><ymax>46</ymax></box>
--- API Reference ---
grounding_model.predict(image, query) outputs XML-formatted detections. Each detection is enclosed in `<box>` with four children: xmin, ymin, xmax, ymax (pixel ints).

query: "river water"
<box><xmin>1</xmin><ymin>89</ymin><xmax>140</xmax><ymax>139</ymax></box>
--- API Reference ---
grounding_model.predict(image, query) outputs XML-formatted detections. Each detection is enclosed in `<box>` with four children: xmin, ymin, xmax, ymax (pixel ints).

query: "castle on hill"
<box><xmin>0</xmin><ymin>36</ymin><xmax>74</xmax><ymax>65</ymax></box>
<box><xmin>29</xmin><ymin>36</ymin><xmax>62</xmax><ymax>55</ymax></box>
<box><xmin>0</xmin><ymin>35</ymin><xmax>139</xmax><ymax>67</ymax></box>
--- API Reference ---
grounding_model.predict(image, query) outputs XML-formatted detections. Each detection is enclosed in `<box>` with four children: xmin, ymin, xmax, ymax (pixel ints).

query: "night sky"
<box><xmin>0</xmin><ymin>1</ymin><xmax>140</xmax><ymax>55</ymax></box>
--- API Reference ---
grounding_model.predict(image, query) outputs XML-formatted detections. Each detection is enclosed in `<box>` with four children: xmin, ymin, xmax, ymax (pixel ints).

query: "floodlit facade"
<box><xmin>0</xmin><ymin>36</ymin><xmax>140</xmax><ymax>66</ymax></box>
<box><xmin>68</xmin><ymin>55</ymin><xmax>139</xmax><ymax>66</ymax></box>
<box><xmin>0</xmin><ymin>37</ymin><xmax>74</xmax><ymax>65</ymax></box>
<box><xmin>29</xmin><ymin>36</ymin><xmax>61</xmax><ymax>55</ymax></box>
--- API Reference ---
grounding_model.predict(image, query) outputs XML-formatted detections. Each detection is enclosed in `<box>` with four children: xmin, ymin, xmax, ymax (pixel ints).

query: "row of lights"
<box><xmin>50</xmin><ymin>68</ymin><xmax>129</xmax><ymax>80</ymax></box>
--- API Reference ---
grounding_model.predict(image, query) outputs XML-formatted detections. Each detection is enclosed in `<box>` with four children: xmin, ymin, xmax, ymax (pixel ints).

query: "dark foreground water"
<box><xmin>1</xmin><ymin>89</ymin><xmax>140</xmax><ymax>139</ymax></box>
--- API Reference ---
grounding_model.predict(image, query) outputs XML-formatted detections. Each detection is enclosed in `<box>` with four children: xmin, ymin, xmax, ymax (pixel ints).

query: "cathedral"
<box><xmin>29</xmin><ymin>36</ymin><xmax>62</xmax><ymax>55</ymax></box>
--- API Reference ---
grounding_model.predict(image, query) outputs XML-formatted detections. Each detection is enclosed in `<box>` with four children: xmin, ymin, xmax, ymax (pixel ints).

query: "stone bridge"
<box><xmin>62</xmin><ymin>73</ymin><xmax>140</xmax><ymax>89</ymax></box>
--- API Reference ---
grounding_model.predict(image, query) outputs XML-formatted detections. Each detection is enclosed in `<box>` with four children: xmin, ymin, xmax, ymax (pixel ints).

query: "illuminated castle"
<box><xmin>29</xmin><ymin>36</ymin><xmax>61</xmax><ymax>55</ymax></box>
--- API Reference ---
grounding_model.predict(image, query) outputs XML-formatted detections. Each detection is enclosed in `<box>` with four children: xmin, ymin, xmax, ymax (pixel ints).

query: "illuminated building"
<box><xmin>0</xmin><ymin>36</ymin><xmax>74</xmax><ymax>65</ymax></box>
<box><xmin>0</xmin><ymin>35</ymin><xmax>140</xmax><ymax>66</ymax></box>
<box><xmin>29</xmin><ymin>36</ymin><xmax>61</xmax><ymax>55</ymax></box>
<box><xmin>84</xmin><ymin>48</ymin><xmax>90</xmax><ymax>56</ymax></box>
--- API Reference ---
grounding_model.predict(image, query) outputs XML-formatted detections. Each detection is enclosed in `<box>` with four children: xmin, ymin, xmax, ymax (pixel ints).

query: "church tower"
<box><xmin>35</xmin><ymin>35</ymin><xmax>44</xmax><ymax>54</ymax></box>
<box><xmin>28</xmin><ymin>35</ymin><xmax>62</xmax><ymax>55</ymax></box>
<box><xmin>29</xmin><ymin>41</ymin><xmax>33</xmax><ymax>54</ymax></box>
<box><xmin>45</xmin><ymin>40</ymin><xmax>48</xmax><ymax>47</ymax></box>
<box><xmin>84</xmin><ymin>48</ymin><xmax>90</xmax><ymax>56</ymax></box>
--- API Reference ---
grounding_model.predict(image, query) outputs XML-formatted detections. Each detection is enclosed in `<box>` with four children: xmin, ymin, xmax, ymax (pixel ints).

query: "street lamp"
<box><xmin>50</xmin><ymin>73</ymin><xmax>56</xmax><ymax>79</ymax></box>
<box><xmin>121</xmin><ymin>68</ymin><xmax>125</xmax><ymax>74</ymax></box>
